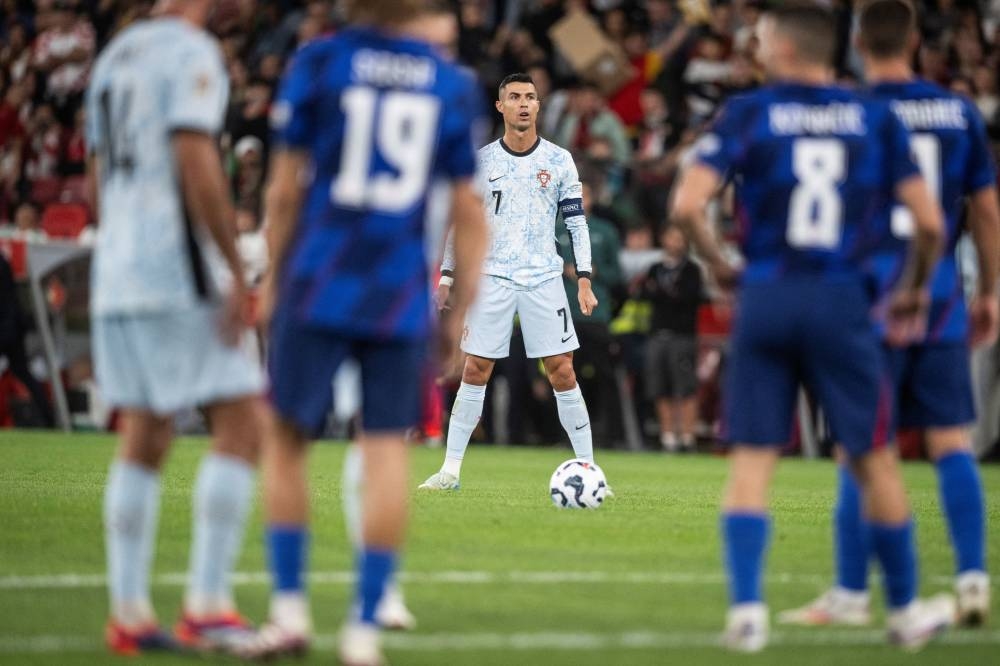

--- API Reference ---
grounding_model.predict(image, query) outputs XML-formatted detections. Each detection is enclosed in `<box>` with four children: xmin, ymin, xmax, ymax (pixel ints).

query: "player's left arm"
<box><xmin>560</xmin><ymin>158</ymin><xmax>597</xmax><ymax>315</ymax></box>
<box><xmin>671</xmin><ymin>163</ymin><xmax>735</xmax><ymax>286</ymax></box>
<box><xmin>966</xmin><ymin>186</ymin><xmax>1000</xmax><ymax>347</ymax></box>
<box><xmin>964</xmin><ymin>104</ymin><xmax>1000</xmax><ymax>347</ymax></box>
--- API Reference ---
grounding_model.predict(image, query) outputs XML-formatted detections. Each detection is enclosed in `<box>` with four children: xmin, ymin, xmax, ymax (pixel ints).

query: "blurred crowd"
<box><xmin>2</xmin><ymin>0</ymin><xmax>1000</xmax><ymax>449</ymax></box>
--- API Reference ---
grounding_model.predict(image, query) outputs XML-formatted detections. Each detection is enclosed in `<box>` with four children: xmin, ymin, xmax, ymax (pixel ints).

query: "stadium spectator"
<box><xmin>640</xmin><ymin>224</ymin><xmax>704</xmax><ymax>452</ymax></box>
<box><xmin>23</xmin><ymin>103</ymin><xmax>61</xmax><ymax>184</ymax></box>
<box><xmin>60</xmin><ymin>106</ymin><xmax>86</xmax><ymax>177</ymax></box>
<box><xmin>33</xmin><ymin>0</ymin><xmax>96</xmax><ymax>125</ymax></box>
<box><xmin>11</xmin><ymin>200</ymin><xmax>47</xmax><ymax>242</ymax></box>
<box><xmin>556</xmin><ymin>80</ymin><xmax>632</xmax><ymax>165</ymax></box>
<box><xmin>0</xmin><ymin>251</ymin><xmax>55</xmax><ymax>427</ymax></box>
<box><xmin>557</xmin><ymin>180</ymin><xmax>623</xmax><ymax>445</ymax></box>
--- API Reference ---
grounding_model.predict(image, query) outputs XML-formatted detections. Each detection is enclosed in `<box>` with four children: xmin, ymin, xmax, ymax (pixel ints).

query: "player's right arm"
<box><xmin>885</xmin><ymin>108</ymin><xmax>945</xmax><ymax>346</ymax></box>
<box><xmin>260</xmin><ymin>149</ymin><xmax>308</xmax><ymax>324</ymax></box>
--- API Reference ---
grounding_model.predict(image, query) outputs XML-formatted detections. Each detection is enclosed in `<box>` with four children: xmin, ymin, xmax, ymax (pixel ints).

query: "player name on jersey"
<box><xmin>352</xmin><ymin>48</ymin><xmax>436</xmax><ymax>89</ymax></box>
<box><xmin>890</xmin><ymin>99</ymin><xmax>967</xmax><ymax>130</ymax></box>
<box><xmin>768</xmin><ymin>102</ymin><xmax>866</xmax><ymax>135</ymax></box>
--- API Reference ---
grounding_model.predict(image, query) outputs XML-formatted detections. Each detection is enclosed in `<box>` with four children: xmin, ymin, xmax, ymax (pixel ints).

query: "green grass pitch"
<box><xmin>0</xmin><ymin>430</ymin><xmax>998</xmax><ymax>665</ymax></box>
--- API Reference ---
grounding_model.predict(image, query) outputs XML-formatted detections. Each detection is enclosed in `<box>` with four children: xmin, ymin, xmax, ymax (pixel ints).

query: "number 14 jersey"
<box><xmin>271</xmin><ymin>28</ymin><xmax>482</xmax><ymax>340</ymax></box>
<box><xmin>694</xmin><ymin>83</ymin><xmax>920</xmax><ymax>285</ymax></box>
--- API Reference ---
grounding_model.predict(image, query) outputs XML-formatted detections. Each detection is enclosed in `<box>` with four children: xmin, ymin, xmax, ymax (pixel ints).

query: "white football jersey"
<box><xmin>444</xmin><ymin>137</ymin><xmax>592</xmax><ymax>289</ymax></box>
<box><xmin>86</xmin><ymin>18</ymin><xmax>229</xmax><ymax>315</ymax></box>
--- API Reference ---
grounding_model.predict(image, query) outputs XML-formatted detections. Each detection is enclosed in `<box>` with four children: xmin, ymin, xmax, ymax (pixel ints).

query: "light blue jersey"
<box><xmin>443</xmin><ymin>137</ymin><xmax>592</xmax><ymax>288</ymax></box>
<box><xmin>85</xmin><ymin>18</ymin><xmax>229</xmax><ymax>315</ymax></box>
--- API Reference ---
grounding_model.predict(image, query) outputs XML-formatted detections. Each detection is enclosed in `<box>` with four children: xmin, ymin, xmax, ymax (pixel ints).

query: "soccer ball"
<box><xmin>549</xmin><ymin>459</ymin><xmax>608</xmax><ymax>509</ymax></box>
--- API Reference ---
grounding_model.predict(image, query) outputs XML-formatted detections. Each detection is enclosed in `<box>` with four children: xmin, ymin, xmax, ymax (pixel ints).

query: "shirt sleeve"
<box><xmin>270</xmin><ymin>43</ymin><xmax>321</xmax><ymax>149</ymax></box>
<box><xmin>165</xmin><ymin>38</ymin><xmax>228</xmax><ymax>134</ymax></box>
<box><xmin>693</xmin><ymin>97</ymin><xmax>747</xmax><ymax>177</ymax></box>
<box><xmin>436</xmin><ymin>71</ymin><xmax>485</xmax><ymax>181</ymax></box>
<box><xmin>83</xmin><ymin>64</ymin><xmax>102</xmax><ymax>153</ymax></box>
<box><xmin>558</xmin><ymin>156</ymin><xmax>592</xmax><ymax>277</ymax></box>
<box><xmin>964</xmin><ymin>101</ymin><xmax>998</xmax><ymax>194</ymax></box>
<box><xmin>882</xmin><ymin>107</ymin><xmax>921</xmax><ymax>189</ymax></box>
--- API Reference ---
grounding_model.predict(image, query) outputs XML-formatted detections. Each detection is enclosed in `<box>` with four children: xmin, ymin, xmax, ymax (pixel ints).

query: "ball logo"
<box><xmin>537</xmin><ymin>169</ymin><xmax>551</xmax><ymax>188</ymax></box>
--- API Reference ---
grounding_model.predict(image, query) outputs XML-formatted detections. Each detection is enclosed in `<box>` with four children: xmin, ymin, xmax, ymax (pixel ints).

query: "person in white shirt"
<box><xmin>421</xmin><ymin>72</ymin><xmax>602</xmax><ymax>490</ymax></box>
<box><xmin>86</xmin><ymin>0</ymin><xmax>264</xmax><ymax>656</ymax></box>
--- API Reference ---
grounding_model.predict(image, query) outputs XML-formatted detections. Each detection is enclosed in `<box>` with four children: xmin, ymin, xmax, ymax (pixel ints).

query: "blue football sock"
<box><xmin>834</xmin><ymin>466</ymin><xmax>870</xmax><ymax>592</ymax></box>
<box><xmin>722</xmin><ymin>512</ymin><xmax>771</xmax><ymax>605</ymax></box>
<box><xmin>870</xmin><ymin>520</ymin><xmax>917</xmax><ymax>610</ymax></box>
<box><xmin>936</xmin><ymin>451</ymin><xmax>985</xmax><ymax>573</ymax></box>
<box><xmin>267</xmin><ymin>525</ymin><xmax>308</xmax><ymax>593</ymax></box>
<box><xmin>357</xmin><ymin>548</ymin><xmax>397</xmax><ymax>625</ymax></box>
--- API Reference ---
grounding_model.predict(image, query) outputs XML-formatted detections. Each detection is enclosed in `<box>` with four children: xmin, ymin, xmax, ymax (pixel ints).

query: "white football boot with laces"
<box><xmin>722</xmin><ymin>603</ymin><xmax>769</xmax><ymax>653</ymax></box>
<box><xmin>338</xmin><ymin>622</ymin><xmax>386</xmax><ymax>666</ymax></box>
<box><xmin>955</xmin><ymin>570</ymin><xmax>990</xmax><ymax>627</ymax></box>
<box><xmin>886</xmin><ymin>593</ymin><xmax>956</xmax><ymax>651</ymax></box>
<box><xmin>417</xmin><ymin>471</ymin><xmax>460</xmax><ymax>490</ymax></box>
<box><xmin>778</xmin><ymin>586</ymin><xmax>872</xmax><ymax>626</ymax></box>
<box><xmin>375</xmin><ymin>583</ymin><xmax>417</xmax><ymax>631</ymax></box>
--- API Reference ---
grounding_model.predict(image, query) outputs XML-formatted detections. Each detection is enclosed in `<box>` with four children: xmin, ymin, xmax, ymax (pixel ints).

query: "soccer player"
<box><xmin>420</xmin><ymin>72</ymin><xmax>600</xmax><ymax>491</ymax></box>
<box><xmin>85</xmin><ymin>0</ymin><xmax>264</xmax><ymax>655</ymax></box>
<box><xmin>243</xmin><ymin>0</ymin><xmax>488</xmax><ymax>662</ymax></box>
<box><xmin>781</xmin><ymin>0</ymin><xmax>999</xmax><ymax>629</ymax></box>
<box><xmin>671</xmin><ymin>3</ymin><xmax>955</xmax><ymax>652</ymax></box>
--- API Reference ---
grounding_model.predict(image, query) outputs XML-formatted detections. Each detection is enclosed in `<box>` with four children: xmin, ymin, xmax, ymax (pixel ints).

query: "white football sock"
<box><xmin>554</xmin><ymin>385</ymin><xmax>594</xmax><ymax>462</ymax></box>
<box><xmin>104</xmin><ymin>459</ymin><xmax>161</xmax><ymax>628</ymax></box>
<box><xmin>185</xmin><ymin>453</ymin><xmax>254</xmax><ymax>618</ymax></box>
<box><xmin>342</xmin><ymin>444</ymin><xmax>363</xmax><ymax>550</ymax></box>
<box><xmin>443</xmin><ymin>382</ymin><xmax>486</xmax><ymax>477</ymax></box>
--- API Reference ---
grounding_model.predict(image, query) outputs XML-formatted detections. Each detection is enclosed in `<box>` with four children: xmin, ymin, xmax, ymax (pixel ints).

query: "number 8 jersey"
<box><xmin>694</xmin><ymin>83</ymin><xmax>920</xmax><ymax>285</ymax></box>
<box><xmin>85</xmin><ymin>18</ymin><xmax>229</xmax><ymax>315</ymax></box>
<box><xmin>270</xmin><ymin>28</ymin><xmax>483</xmax><ymax>339</ymax></box>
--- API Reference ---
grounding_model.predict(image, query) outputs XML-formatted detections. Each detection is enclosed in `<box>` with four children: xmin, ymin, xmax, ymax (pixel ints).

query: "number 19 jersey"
<box><xmin>695</xmin><ymin>83</ymin><xmax>920</xmax><ymax>284</ymax></box>
<box><xmin>85</xmin><ymin>18</ymin><xmax>229</xmax><ymax>315</ymax></box>
<box><xmin>270</xmin><ymin>28</ymin><xmax>482</xmax><ymax>340</ymax></box>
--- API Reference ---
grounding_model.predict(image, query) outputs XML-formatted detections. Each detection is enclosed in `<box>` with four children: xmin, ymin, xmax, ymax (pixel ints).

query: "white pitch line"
<box><xmin>2</xmin><ymin>630</ymin><xmax>1000</xmax><ymax>654</ymax></box>
<box><xmin>0</xmin><ymin>569</ymin><xmax>991</xmax><ymax>591</ymax></box>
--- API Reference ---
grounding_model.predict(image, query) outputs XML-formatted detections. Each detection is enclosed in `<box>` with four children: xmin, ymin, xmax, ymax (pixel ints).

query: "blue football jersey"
<box><xmin>695</xmin><ymin>83</ymin><xmax>920</xmax><ymax>285</ymax></box>
<box><xmin>270</xmin><ymin>28</ymin><xmax>483</xmax><ymax>339</ymax></box>
<box><xmin>865</xmin><ymin>79</ymin><xmax>996</xmax><ymax>343</ymax></box>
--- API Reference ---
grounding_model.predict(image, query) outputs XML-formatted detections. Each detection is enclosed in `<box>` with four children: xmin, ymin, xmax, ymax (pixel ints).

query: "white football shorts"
<box><xmin>462</xmin><ymin>275</ymin><xmax>580</xmax><ymax>359</ymax></box>
<box><xmin>93</xmin><ymin>303</ymin><xmax>265</xmax><ymax>415</ymax></box>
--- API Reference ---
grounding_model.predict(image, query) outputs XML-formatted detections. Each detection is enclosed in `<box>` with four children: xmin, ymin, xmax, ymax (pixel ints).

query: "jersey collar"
<box><xmin>499</xmin><ymin>136</ymin><xmax>541</xmax><ymax>157</ymax></box>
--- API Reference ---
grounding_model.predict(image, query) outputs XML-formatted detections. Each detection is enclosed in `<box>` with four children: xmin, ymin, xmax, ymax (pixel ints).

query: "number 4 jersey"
<box><xmin>866</xmin><ymin>80</ymin><xmax>997</xmax><ymax>343</ymax></box>
<box><xmin>694</xmin><ymin>83</ymin><xmax>920</xmax><ymax>285</ymax></box>
<box><xmin>86</xmin><ymin>18</ymin><xmax>229</xmax><ymax>315</ymax></box>
<box><xmin>270</xmin><ymin>28</ymin><xmax>483</xmax><ymax>340</ymax></box>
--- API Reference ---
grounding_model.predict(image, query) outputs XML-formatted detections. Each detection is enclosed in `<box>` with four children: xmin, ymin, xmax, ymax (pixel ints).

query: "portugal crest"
<box><xmin>537</xmin><ymin>169</ymin><xmax>551</xmax><ymax>188</ymax></box>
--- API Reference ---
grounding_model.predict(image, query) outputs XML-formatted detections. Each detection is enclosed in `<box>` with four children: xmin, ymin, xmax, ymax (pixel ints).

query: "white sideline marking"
<box><xmin>0</xmin><ymin>569</ymin><xmax>991</xmax><ymax>591</ymax></box>
<box><xmin>2</xmin><ymin>630</ymin><xmax>1000</xmax><ymax>654</ymax></box>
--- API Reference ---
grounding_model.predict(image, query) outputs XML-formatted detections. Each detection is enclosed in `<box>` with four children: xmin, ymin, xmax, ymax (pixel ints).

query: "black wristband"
<box><xmin>577</xmin><ymin>271</ymin><xmax>592</xmax><ymax>280</ymax></box>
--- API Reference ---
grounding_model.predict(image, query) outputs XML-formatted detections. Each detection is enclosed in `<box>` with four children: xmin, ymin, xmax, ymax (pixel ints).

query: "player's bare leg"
<box><xmin>543</xmin><ymin>352</ymin><xmax>594</xmax><ymax>463</ymax></box>
<box><xmin>343</xmin><ymin>445</ymin><xmax>416</xmax><ymax>630</ymax></box>
<box><xmin>240</xmin><ymin>410</ymin><xmax>312</xmax><ymax>659</ymax></box>
<box><xmin>654</xmin><ymin>397</ymin><xmax>678</xmax><ymax>451</ymax></box>
<box><xmin>176</xmin><ymin>396</ymin><xmax>262</xmax><ymax>652</ymax></box>
<box><xmin>926</xmin><ymin>427</ymin><xmax>989</xmax><ymax>626</ymax></box>
<box><xmin>719</xmin><ymin>446</ymin><xmax>778</xmax><ymax>652</ymax></box>
<box><xmin>104</xmin><ymin>410</ymin><xmax>179</xmax><ymax>654</ymax></box>
<box><xmin>420</xmin><ymin>355</ymin><xmax>494</xmax><ymax>489</ymax></box>
<box><xmin>677</xmin><ymin>396</ymin><xmax>698</xmax><ymax>451</ymax></box>
<box><xmin>337</xmin><ymin>431</ymin><xmax>409</xmax><ymax>666</ymax></box>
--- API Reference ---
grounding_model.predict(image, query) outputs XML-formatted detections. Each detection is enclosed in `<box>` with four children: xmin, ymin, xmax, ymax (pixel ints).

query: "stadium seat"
<box><xmin>41</xmin><ymin>202</ymin><xmax>90</xmax><ymax>239</ymax></box>
<box><xmin>30</xmin><ymin>177</ymin><xmax>63</xmax><ymax>206</ymax></box>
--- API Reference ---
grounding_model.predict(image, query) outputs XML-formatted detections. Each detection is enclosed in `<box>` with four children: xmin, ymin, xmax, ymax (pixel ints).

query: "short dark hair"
<box><xmin>858</xmin><ymin>0</ymin><xmax>916</xmax><ymax>59</ymax></box>
<box><xmin>498</xmin><ymin>72</ymin><xmax>535</xmax><ymax>99</ymax></box>
<box><xmin>766</xmin><ymin>2</ymin><xmax>837</xmax><ymax>66</ymax></box>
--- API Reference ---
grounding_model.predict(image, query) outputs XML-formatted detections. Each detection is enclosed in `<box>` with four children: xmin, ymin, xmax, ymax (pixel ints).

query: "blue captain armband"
<box><xmin>559</xmin><ymin>198</ymin><xmax>583</xmax><ymax>217</ymax></box>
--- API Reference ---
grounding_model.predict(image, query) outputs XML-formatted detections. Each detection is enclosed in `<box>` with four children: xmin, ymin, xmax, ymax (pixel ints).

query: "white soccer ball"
<box><xmin>549</xmin><ymin>459</ymin><xmax>608</xmax><ymax>509</ymax></box>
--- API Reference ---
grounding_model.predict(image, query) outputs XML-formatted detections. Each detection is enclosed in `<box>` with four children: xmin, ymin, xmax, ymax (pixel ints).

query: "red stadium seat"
<box><xmin>30</xmin><ymin>177</ymin><xmax>63</xmax><ymax>206</ymax></box>
<box><xmin>41</xmin><ymin>202</ymin><xmax>90</xmax><ymax>239</ymax></box>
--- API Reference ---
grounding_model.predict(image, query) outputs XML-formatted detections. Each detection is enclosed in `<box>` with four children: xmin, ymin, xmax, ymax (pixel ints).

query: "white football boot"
<box><xmin>886</xmin><ymin>594</ymin><xmax>956</xmax><ymax>651</ymax></box>
<box><xmin>375</xmin><ymin>583</ymin><xmax>417</xmax><ymax>631</ymax></box>
<box><xmin>956</xmin><ymin>570</ymin><xmax>990</xmax><ymax>627</ymax></box>
<box><xmin>722</xmin><ymin>603</ymin><xmax>769</xmax><ymax>653</ymax></box>
<box><xmin>417</xmin><ymin>471</ymin><xmax>460</xmax><ymax>490</ymax></box>
<box><xmin>778</xmin><ymin>586</ymin><xmax>872</xmax><ymax>626</ymax></box>
<box><xmin>338</xmin><ymin>622</ymin><xmax>386</xmax><ymax>666</ymax></box>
